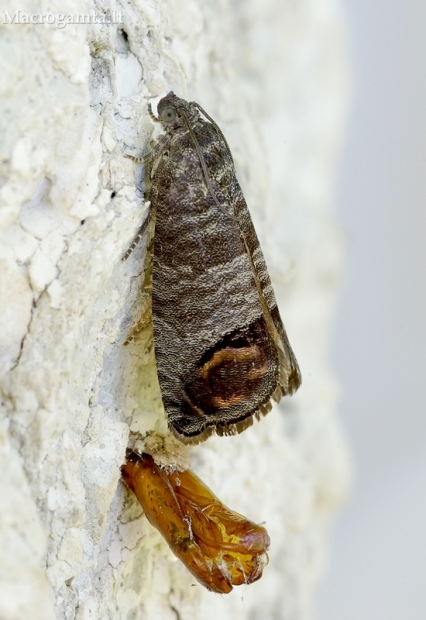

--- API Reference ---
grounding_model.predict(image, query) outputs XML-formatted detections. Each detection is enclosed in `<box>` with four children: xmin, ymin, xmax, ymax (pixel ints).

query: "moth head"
<box><xmin>156</xmin><ymin>92</ymin><xmax>199</xmax><ymax>128</ymax></box>
<box><xmin>157</xmin><ymin>92</ymin><xmax>180</xmax><ymax>125</ymax></box>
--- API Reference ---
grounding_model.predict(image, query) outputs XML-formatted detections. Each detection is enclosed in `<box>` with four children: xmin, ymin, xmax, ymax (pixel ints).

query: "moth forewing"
<box><xmin>131</xmin><ymin>92</ymin><xmax>301</xmax><ymax>444</ymax></box>
<box><xmin>234</xmin><ymin>200</ymin><xmax>301</xmax><ymax>399</ymax></box>
<box><xmin>194</xmin><ymin>101</ymin><xmax>301</xmax><ymax>398</ymax></box>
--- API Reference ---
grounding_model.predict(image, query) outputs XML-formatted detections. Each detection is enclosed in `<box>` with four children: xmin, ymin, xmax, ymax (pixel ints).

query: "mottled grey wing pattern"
<box><xmin>146</xmin><ymin>92</ymin><xmax>301</xmax><ymax>443</ymax></box>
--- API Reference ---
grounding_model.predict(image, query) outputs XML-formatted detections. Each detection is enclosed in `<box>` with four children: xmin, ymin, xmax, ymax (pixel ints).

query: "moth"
<box><xmin>121</xmin><ymin>451</ymin><xmax>270</xmax><ymax>593</ymax></box>
<box><xmin>126</xmin><ymin>92</ymin><xmax>301</xmax><ymax>444</ymax></box>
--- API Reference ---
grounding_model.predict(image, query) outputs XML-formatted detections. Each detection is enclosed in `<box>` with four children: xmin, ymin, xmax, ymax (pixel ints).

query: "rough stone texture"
<box><xmin>0</xmin><ymin>1</ymin><xmax>352</xmax><ymax>619</ymax></box>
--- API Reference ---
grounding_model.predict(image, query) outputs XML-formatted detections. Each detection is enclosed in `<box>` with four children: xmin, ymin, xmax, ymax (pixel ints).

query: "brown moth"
<box><xmin>126</xmin><ymin>92</ymin><xmax>301</xmax><ymax>444</ymax></box>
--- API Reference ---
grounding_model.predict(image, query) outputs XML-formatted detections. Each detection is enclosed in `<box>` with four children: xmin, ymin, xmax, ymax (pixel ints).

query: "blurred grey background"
<box><xmin>317</xmin><ymin>1</ymin><xmax>426</xmax><ymax>618</ymax></box>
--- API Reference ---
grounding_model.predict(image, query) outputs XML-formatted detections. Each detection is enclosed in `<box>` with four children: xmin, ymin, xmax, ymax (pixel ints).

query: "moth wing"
<box><xmin>236</xmin><ymin>203</ymin><xmax>301</xmax><ymax>398</ymax></box>
<box><xmin>211</xmin><ymin>130</ymin><xmax>301</xmax><ymax>398</ymax></box>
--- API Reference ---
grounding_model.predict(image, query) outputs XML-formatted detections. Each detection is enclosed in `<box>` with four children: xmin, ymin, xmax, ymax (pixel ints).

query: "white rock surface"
<box><xmin>0</xmin><ymin>1</ymin><xmax>352</xmax><ymax>618</ymax></box>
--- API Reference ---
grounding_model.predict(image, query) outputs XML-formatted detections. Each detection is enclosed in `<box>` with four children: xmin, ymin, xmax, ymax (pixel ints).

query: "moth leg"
<box><xmin>125</xmin><ymin>152</ymin><xmax>152</xmax><ymax>165</ymax></box>
<box><xmin>121</xmin><ymin>141</ymin><xmax>152</xmax><ymax>164</ymax></box>
<box><xmin>122</xmin><ymin>212</ymin><xmax>151</xmax><ymax>261</ymax></box>
<box><xmin>123</xmin><ymin>132</ymin><xmax>168</xmax><ymax>163</ymax></box>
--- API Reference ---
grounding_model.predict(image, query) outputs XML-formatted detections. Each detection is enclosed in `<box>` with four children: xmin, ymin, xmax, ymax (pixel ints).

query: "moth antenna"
<box><xmin>178</xmin><ymin>110</ymin><xmax>234</xmax><ymax>220</ymax></box>
<box><xmin>192</xmin><ymin>102</ymin><xmax>234</xmax><ymax>167</ymax></box>
<box><xmin>148</xmin><ymin>103</ymin><xmax>160</xmax><ymax>123</ymax></box>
